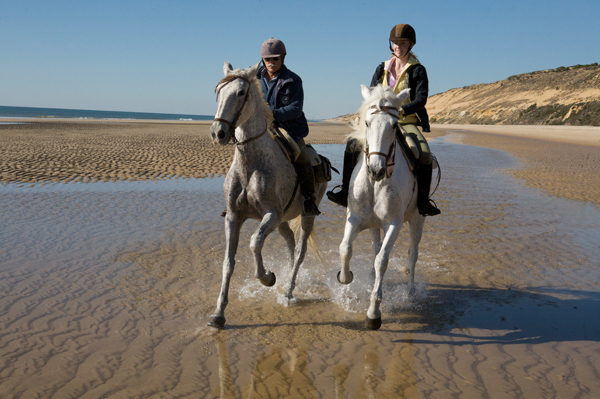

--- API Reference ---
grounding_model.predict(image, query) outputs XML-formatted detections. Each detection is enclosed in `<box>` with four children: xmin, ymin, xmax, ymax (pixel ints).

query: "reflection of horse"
<box><xmin>337</xmin><ymin>84</ymin><xmax>425</xmax><ymax>330</ymax></box>
<box><xmin>208</xmin><ymin>62</ymin><xmax>327</xmax><ymax>329</ymax></box>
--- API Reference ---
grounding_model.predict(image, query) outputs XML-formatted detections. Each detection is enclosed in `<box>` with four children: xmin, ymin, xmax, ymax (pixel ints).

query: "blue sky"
<box><xmin>2</xmin><ymin>0</ymin><xmax>599</xmax><ymax>120</ymax></box>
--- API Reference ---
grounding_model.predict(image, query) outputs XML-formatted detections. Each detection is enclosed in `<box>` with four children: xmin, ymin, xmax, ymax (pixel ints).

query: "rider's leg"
<box><xmin>327</xmin><ymin>138</ymin><xmax>359</xmax><ymax>207</ymax></box>
<box><xmin>293</xmin><ymin>138</ymin><xmax>321</xmax><ymax>217</ymax></box>
<box><xmin>402</xmin><ymin>124</ymin><xmax>441</xmax><ymax>216</ymax></box>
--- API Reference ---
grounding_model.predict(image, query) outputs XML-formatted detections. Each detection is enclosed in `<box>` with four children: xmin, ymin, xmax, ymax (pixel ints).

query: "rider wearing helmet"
<box><xmin>327</xmin><ymin>24</ymin><xmax>440</xmax><ymax>216</ymax></box>
<box><xmin>257</xmin><ymin>37</ymin><xmax>320</xmax><ymax>217</ymax></box>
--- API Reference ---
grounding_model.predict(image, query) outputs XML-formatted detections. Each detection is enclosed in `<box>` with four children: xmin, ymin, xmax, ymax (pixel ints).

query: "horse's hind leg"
<box><xmin>367</xmin><ymin>223</ymin><xmax>402</xmax><ymax>330</ymax></box>
<box><xmin>285</xmin><ymin>216</ymin><xmax>315</xmax><ymax>300</ymax></box>
<box><xmin>250</xmin><ymin>212</ymin><xmax>279</xmax><ymax>287</ymax></box>
<box><xmin>407</xmin><ymin>214</ymin><xmax>425</xmax><ymax>298</ymax></box>
<box><xmin>208</xmin><ymin>214</ymin><xmax>243</xmax><ymax>329</ymax></box>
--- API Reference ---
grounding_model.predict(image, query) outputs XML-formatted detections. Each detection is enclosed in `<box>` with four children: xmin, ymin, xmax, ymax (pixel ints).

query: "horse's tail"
<box><xmin>289</xmin><ymin>215</ymin><xmax>323</xmax><ymax>262</ymax></box>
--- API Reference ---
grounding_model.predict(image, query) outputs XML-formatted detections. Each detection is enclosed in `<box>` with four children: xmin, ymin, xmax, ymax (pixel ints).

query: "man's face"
<box><xmin>264</xmin><ymin>56</ymin><xmax>283</xmax><ymax>75</ymax></box>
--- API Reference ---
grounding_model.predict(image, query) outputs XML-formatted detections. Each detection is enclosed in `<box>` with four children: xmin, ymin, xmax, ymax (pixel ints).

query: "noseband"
<box><xmin>364</xmin><ymin>104</ymin><xmax>400</xmax><ymax>178</ymax></box>
<box><xmin>214</xmin><ymin>75</ymin><xmax>267</xmax><ymax>146</ymax></box>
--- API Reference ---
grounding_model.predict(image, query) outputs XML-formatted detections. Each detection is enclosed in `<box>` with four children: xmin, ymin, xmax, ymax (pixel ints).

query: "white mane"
<box><xmin>346</xmin><ymin>84</ymin><xmax>404</xmax><ymax>150</ymax></box>
<box><xmin>227</xmin><ymin>66</ymin><xmax>274</xmax><ymax>127</ymax></box>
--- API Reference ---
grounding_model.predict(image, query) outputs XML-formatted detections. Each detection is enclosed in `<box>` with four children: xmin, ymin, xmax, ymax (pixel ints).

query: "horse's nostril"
<box><xmin>217</xmin><ymin>130</ymin><xmax>226</xmax><ymax>140</ymax></box>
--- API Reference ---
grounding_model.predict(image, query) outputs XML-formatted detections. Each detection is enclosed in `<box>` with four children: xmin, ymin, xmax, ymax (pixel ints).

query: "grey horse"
<box><xmin>208</xmin><ymin>62</ymin><xmax>327</xmax><ymax>328</ymax></box>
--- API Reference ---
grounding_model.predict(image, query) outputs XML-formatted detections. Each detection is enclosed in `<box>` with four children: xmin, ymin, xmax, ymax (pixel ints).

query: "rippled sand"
<box><xmin>1</xmin><ymin>122</ymin><xmax>599</xmax><ymax>397</ymax></box>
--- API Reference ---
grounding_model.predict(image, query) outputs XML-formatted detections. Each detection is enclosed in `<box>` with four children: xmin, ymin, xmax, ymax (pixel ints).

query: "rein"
<box><xmin>364</xmin><ymin>104</ymin><xmax>401</xmax><ymax>178</ymax></box>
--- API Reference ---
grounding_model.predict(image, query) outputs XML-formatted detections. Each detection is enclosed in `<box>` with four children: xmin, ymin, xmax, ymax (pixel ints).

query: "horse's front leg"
<box><xmin>285</xmin><ymin>216</ymin><xmax>315</xmax><ymax>300</ymax></box>
<box><xmin>338</xmin><ymin>214</ymin><xmax>362</xmax><ymax>285</ymax></box>
<box><xmin>367</xmin><ymin>222</ymin><xmax>402</xmax><ymax>330</ymax></box>
<box><xmin>250</xmin><ymin>211</ymin><xmax>279</xmax><ymax>286</ymax></box>
<box><xmin>278</xmin><ymin>222</ymin><xmax>296</xmax><ymax>270</ymax></box>
<box><xmin>208</xmin><ymin>214</ymin><xmax>243</xmax><ymax>329</ymax></box>
<box><xmin>369</xmin><ymin>228</ymin><xmax>382</xmax><ymax>280</ymax></box>
<box><xmin>407</xmin><ymin>213</ymin><xmax>425</xmax><ymax>298</ymax></box>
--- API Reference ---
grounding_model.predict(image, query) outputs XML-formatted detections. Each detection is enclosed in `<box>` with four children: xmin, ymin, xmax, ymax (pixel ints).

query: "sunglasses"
<box><xmin>264</xmin><ymin>57</ymin><xmax>280</xmax><ymax>62</ymax></box>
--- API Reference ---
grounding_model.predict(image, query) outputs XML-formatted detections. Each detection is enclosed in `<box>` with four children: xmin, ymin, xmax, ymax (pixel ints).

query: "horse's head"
<box><xmin>210</xmin><ymin>62</ymin><xmax>261</xmax><ymax>145</ymax></box>
<box><xmin>360</xmin><ymin>84</ymin><xmax>410</xmax><ymax>181</ymax></box>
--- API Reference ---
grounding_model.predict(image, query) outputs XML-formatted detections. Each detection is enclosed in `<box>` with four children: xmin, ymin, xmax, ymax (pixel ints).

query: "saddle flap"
<box><xmin>269</xmin><ymin>126</ymin><xmax>301</xmax><ymax>162</ymax></box>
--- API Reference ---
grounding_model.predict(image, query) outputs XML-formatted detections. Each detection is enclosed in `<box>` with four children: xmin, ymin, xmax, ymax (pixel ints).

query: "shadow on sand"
<box><xmin>215</xmin><ymin>285</ymin><xmax>600</xmax><ymax>346</ymax></box>
<box><xmin>389</xmin><ymin>284</ymin><xmax>600</xmax><ymax>345</ymax></box>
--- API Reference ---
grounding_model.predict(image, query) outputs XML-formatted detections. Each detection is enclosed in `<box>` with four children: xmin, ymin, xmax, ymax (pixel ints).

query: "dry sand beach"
<box><xmin>1</xmin><ymin>120</ymin><xmax>600</xmax><ymax>398</ymax></box>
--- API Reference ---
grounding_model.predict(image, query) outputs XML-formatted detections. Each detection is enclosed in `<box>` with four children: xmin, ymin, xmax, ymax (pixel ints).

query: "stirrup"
<box><xmin>419</xmin><ymin>199</ymin><xmax>441</xmax><ymax>216</ymax></box>
<box><xmin>302</xmin><ymin>198</ymin><xmax>321</xmax><ymax>217</ymax></box>
<box><xmin>326</xmin><ymin>185</ymin><xmax>348</xmax><ymax>207</ymax></box>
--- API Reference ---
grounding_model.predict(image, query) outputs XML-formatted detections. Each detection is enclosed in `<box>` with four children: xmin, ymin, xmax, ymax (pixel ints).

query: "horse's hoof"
<box><xmin>408</xmin><ymin>285</ymin><xmax>416</xmax><ymax>300</ymax></box>
<box><xmin>207</xmin><ymin>316</ymin><xmax>226</xmax><ymax>329</ymax></box>
<box><xmin>337</xmin><ymin>270</ymin><xmax>353</xmax><ymax>285</ymax></box>
<box><xmin>260</xmin><ymin>272</ymin><xmax>276</xmax><ymax>287</ymax></box>
<box><xmin>366</xmin><ymin>316</ymin><xmax>382</xmax><ymax>330</ymax></box>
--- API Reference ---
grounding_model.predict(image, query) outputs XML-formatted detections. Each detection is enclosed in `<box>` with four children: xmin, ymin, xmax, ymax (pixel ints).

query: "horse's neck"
<box><xmin>234</xmin><ymin>110</ymin><xmax>280</xmax><ymax>168</ymax></box>
<box><xmin>234</xmin><ymin>101</ymin><xmax>266</xmax><ymax>142</ymax></box>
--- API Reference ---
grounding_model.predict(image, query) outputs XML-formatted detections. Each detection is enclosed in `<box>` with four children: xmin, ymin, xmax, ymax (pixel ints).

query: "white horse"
<box><xmin>337</xmin><ymin>84</ymin><xmax>425</xmax><ymax>330</ymax></box>
<box><xmin>208</xmin><ymin>62</ymin><xmax>327</xmax><ymax>329</ymax></box>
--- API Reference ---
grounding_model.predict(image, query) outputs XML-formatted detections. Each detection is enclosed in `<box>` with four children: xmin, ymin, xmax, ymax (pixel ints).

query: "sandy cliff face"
<box><xmin>328</xmin><ymin>64</ymin><xmax>600</xmax><ymax>126</ymax></box>
<box><xmin>427</xmin><ymin>64</ymin><xmax>600</xmax><ymax>126</ymax></box>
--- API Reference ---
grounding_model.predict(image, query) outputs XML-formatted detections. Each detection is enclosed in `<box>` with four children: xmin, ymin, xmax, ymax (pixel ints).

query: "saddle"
<box><xmin>394</xmin><ymin>126</ymin><xmax>439</xmax><ymax>171</ymax></box>
<box><xmin>395</xmin><ymin>126</ymin><xmax>419</xmax><ymax>173</ymax></box>
<box><xmin>269</xmin><ymin>126</ymin><xmax>337</xmax><ymax>183</ymax></box>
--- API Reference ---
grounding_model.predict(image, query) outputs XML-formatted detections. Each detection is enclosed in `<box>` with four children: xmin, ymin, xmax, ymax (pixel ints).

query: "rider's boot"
<box><xmin>326</xmin><ymin>149</ymin><xmax>357</xmax><ymax>207</ymax></box>
<box><xmin>416</xmin><ymin>163</ymin><xmax>441</xmax><ymax>216</ymax></box>
<box><xmin>294</xmin><ymin>151</ymin><xmax>321</xmax><ymax>217</ymax></box>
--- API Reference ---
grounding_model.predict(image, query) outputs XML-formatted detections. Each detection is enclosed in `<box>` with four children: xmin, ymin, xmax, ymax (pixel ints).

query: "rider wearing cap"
<box><xmin>257</xmin><ymin>37</ymin><xmax>320</xmax><ymax>217</ymax></box>
<box><xmin>327</xmin><ymin>24</ymin><xmax>440</xmax><ymax>216</ymax></box>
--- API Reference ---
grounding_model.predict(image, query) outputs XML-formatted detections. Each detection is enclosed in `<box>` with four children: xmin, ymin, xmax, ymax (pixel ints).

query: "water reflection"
<box><xmin>2</xmin><ymin>139</ymin><xmax>600</xmax><ymax>397</ymax></box>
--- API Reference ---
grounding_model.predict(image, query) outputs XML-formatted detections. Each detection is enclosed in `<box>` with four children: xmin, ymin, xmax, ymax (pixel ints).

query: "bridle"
<box><xmin>214</xmin><ymin>75</ymin><xmax>267</xmax><ymax>146</ymax></box>
<box><xmin>363</xmin><ymin>104</ymin><xmax>401</xmax><ymax>178</ymax></box>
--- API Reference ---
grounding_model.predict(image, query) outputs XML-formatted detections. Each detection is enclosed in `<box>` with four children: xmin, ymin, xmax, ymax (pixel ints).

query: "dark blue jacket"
<box><xmin>257</xmin><ymin>64</ymin><xmax>309</xmax><ymax>140</ymax></box>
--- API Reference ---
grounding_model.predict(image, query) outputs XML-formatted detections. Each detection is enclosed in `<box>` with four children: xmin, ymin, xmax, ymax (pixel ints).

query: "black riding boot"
<box><xmin>416</xmin><ymin>163</ymin><xmax>441</xmax><ymax>216</ymax></box>
<box><xmin>294</xmin><ymin>156</ymin><xmax>321</xmax><ymax>217</ymax></box>
<box><xmin>326</xmin><ymin>149</ymin><xmax>358</xmax><ymax>207</ymax></box>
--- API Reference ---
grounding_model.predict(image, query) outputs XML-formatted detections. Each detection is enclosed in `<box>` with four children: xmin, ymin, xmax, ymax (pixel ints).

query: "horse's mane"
<box><xmin>346</xmin><ymin>84</ymin><xmax>403</xmax><ymax>150</ymax></box>
<box><xmin>228</xmin><ymin>67</ymin><xmax>274</xmax><ymax>126</ymax></box>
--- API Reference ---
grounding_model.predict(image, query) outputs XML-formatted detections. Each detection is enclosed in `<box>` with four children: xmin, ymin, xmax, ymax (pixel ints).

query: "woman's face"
<box><xmin>392</xmin><ymin>39</ymin><xmax>412</xmax><ymax>59</ymax></box>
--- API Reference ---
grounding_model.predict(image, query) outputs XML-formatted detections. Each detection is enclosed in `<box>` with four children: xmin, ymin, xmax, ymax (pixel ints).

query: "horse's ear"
<box><xmin>247</xmin><ymin>61</ymin><xmax>261</xmax><ymax>78</ymax></box>
<box><xmin>397</xmin><ymin>88</ymin><xmax>410</xmax><ymax>102</ymax></box>
<box><xmin>361</xmin><ymin>84</ymin><xmax>372</xmax><ymax>100</ymax></box>
<box><xmin>223</xmin><ymin>62</ymin><xmax>233</xmax><ymax>76</ymax></box>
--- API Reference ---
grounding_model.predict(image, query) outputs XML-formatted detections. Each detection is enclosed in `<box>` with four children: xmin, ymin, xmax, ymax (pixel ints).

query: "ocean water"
<box><xmin>0</xmin><ymin>105</ymin><xmax>213</xmax><ymax>121</ymax></box>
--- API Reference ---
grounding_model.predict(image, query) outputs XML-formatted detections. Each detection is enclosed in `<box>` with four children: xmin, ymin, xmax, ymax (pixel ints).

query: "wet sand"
<box><xmin>0</xmin><ymin>120</ymin><xmax>351</xmax><ymax>184</ymax></box>
<box><xmin>432</xmin><ymin>124</ymin><xmax>600</xmax><ymax>208</ymax></box>
<box><xmin>1</xmin><ymin>120</ymin><xmax>600</xmax><ymax>397</ymax></box>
